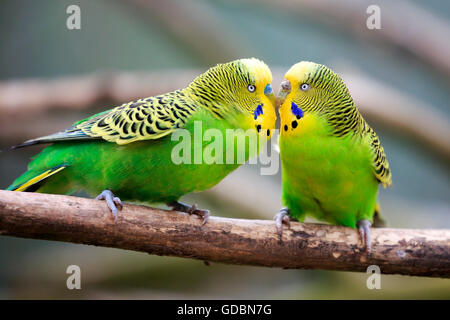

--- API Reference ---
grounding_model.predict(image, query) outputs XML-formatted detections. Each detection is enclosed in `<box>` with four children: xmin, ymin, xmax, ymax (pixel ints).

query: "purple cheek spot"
<box><xmin>291</xmin><ymin>102</ymin><xmax>304</xmax><ymax>119</ymax></box>
<box><xmin>254</xmin><ymin>104</ymin><xmax>264</xmax><ymax>120</ymax></box>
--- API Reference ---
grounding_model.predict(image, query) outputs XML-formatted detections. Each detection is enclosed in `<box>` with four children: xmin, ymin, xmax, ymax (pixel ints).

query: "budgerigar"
<box><xmin>275</xmin><ymin>61</ymin><xmax>391</xmax><ymax>250</ymax></box>
<box><xmin>8</xmin><ymin>58</ymin><xmax>276</xmax><ymax>223</ymax></box>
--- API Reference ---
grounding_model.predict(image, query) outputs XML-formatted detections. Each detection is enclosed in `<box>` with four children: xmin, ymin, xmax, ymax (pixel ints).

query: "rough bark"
<box><xmin>0</xmin><ymin>190</ymin><xmax>448</xmax><ymax>278</ymax></box>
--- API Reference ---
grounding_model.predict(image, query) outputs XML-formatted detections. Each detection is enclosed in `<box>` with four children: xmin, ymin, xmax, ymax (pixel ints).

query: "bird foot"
<box><xmin>95</xmin><ymin>189</ymin><xmax>122</xmax><ymax>221</ymax></box>
<box><xmin>274</xmin><ymin>207</ymin><xmax>291</xmax><ymax>240</ymax></box>
<box><xmin>168</xmin><ymin>201</ymin><xmax>210</xmax><ymax>226</ymax></box>
<box><xmin>357</xmin><ymin>219</ymin><xmax>372</xmax><ymax>252</ymax></box>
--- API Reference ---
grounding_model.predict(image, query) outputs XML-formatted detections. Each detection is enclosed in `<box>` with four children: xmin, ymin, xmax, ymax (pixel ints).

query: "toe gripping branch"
<box><xmin>168</xmin><ymin>201</ymin><xmax>210</xmax><ymax>226</ymax></box>
<box><xmin>96</xmin><ymin>189</ymin><xmax>122</xmax><ymax>220</ymax></box>
<box><xmin>357</xmin><ymin>219</ymin><xmax>372</xmax><ymax>252</ymax></box>
<box><xmin>274</xmin><ymin>207</ymin><xmax>291</xmax><ymax>239</ymax></box>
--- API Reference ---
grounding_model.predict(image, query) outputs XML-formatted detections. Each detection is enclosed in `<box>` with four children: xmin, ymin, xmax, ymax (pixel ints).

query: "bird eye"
<box><xmin>247</xmin><ymin>85</ymin><xmax>256</xmax><ymax>93</ymax></box>
<box><xmin>300</xmin><ymin>83</ymin><xmax>310</xmax><ymax>91</ymax></box>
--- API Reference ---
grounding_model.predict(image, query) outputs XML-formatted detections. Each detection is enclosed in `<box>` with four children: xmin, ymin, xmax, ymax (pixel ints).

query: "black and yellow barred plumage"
<box><xmin>75</xmin><ymin>91</ymin><xmax>197</xmax><ymax>144</ymax></box>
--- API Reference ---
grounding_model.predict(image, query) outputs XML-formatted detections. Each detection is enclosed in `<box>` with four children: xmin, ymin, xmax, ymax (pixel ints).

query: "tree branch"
<box><xmin>0</xmin><ymin>190</ymin><xmax>448</xmax><ymax>278</ymax></box>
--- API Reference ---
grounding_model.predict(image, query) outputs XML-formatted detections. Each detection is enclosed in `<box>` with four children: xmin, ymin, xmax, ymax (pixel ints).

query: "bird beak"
<box><xmin>277</xmin><ymin>79</ymin><xmax>291</xmax><ymax>108</ymax></box>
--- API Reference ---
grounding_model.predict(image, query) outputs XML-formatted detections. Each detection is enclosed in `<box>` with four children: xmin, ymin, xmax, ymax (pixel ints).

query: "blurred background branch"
<box><xmin>1</xmin><ymin>190</ymin><xmax>449</xmax><ymax>278</ymax></box>
<box><xmin>260</xmin><ymin>0</ymin><xmax>450</xmax><ymax>77</ymax></box>
<box><xmin>124</xmin><ymin>0</ymin><xmax>251</xmax><ymax>64</ymax></box>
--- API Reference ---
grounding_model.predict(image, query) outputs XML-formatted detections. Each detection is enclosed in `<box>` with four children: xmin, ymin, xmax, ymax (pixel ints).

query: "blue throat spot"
<box><xmin>291</xmin><ymin>102</ymin><xmax>304</xmax><ymax>119</ymax></box>
<box><xmin>264</xmin><ymin>84</ymin><xmax>273</xmax><ymax>95</ymax></box>
<box><xmin>254</xmin><ymin>104</ymin><xmax>264</xmax><ymax>120</ymax></box>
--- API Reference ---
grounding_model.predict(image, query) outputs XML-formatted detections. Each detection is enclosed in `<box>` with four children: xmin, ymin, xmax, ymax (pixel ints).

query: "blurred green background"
<box><xmin>0</xmin><ymin>0</ymin><xmax>449</xmax><ymax>299</ymax></box>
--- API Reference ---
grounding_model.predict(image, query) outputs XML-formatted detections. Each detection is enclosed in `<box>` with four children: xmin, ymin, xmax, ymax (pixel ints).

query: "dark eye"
<box><xmin>300</xmin><ymin>83</ymin><xmax>310</xmax><ymax>91</ymax></box>
<box><xmin>247</xmin><ymin>85</ymin><xmax>256</xmax><ymax>93</ymax></box>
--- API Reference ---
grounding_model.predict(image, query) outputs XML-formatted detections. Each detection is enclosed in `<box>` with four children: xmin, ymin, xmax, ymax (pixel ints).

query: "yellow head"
<box><xmin>188</xmin><ymin>58</ymin><xmax>276</xmax><ymax>138</ymax></box>
<box><xmin>240</xmin><ymin>58</ymin><xmax>277</xmax><ymax>137</ymax></box>
<box><xmin>278</xmin><ymin>61</ymin><xmax>354</xmax><ymax>136</ymax></box>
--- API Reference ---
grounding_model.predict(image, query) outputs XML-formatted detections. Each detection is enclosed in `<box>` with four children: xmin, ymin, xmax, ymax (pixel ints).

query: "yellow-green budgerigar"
<box><xmin>275</xmin><ymin>61</ymin><xmax>392</xmax><ymax>250</ymax></box>
<box><xmin>8</xmin><ymin>58</ymin><xmax>276</xmax><ymax>223</ymax></box>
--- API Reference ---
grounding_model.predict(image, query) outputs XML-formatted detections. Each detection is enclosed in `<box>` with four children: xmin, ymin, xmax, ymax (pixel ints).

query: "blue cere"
<box><xmin>291</xmin><ymin>102</ymin><xmax>304</xmax><ymax>119</ymax></box>
<box><xmin>254</xmin><ymin>104</ymin><xmax>264</xmax><ymax>120</ymax></box>
<box><xmin>264</xmin><ymin>84</ymin><xmax>273</xmax><ymax>95</ymax></box>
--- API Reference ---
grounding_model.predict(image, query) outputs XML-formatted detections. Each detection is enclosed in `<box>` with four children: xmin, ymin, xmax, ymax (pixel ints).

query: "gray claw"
<box><xmin>96</xmin><ymin>189</ymin><xmax>122</xmax><ymax>220</ymax></box>
<box><xmin>188</xmin><ymin>204</ymin><xmax>210</xmax><ymax>226</ymax></box>
<box><xmin>357</xmin><ymin>219</ymin><xmax>372</xmax><ymax>252</ymax></box>
<box><xmin>168</xmin><ymin>201</ymin><xmax>210</xmax><ymax>226</ymax></box>
<box><xmin>274</xmin><ymin>208</ymin><xmax>291</xmax><ymax>239</ymax></box>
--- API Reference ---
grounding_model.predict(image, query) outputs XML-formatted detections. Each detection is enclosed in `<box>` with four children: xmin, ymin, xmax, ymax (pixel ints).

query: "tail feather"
<box><xmin>372</xmin><ymin>203</ymin><xmax>387</xmax><ymax>227</ymax></box>
<box><xmin>9</xmin><ymin>165</ymin><xmax>67</xmax><ymax>192</ymax></box>
<box><xmin>11</xmin><ymin>131</ymin><xmax>93</xmax><ymax>149</ymax></box>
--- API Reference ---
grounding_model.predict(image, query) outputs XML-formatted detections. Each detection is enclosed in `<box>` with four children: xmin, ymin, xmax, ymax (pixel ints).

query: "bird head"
<box><xmin>278</xmin><ymin>61</ymin><xmax>355</xmax><ymax>135</ymax></box>
<box><xmin>187</xmin><ymin>58</ymin><xmax>276</xmax><ymax>138</ymax></box>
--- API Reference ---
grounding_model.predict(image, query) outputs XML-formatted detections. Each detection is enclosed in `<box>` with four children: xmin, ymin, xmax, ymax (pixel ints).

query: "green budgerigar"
<box><xmin>275</xmin><ymin>61</ymin><xmax>392</xmax><ymax>250</ymax></box>
<box><xmin>8</xmin><ymin>58</ymin><xmax>276</xmax><ymax>223</ymax></box>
